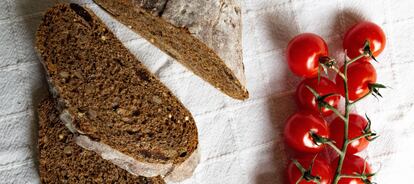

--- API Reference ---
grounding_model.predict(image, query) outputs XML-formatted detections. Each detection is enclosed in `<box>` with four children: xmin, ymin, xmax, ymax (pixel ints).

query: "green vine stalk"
<box><xmin>307</xmin><ymin>41</ymin><xmax>383</xmax><ymax>184</ymax></box>
<box><xmin>327</xmin><ymin>44</ymin><xmax>379</xmax><ymax>184</ymax></box>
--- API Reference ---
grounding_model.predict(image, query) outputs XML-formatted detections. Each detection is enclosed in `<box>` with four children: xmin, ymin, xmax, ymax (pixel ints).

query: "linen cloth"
<box><xmin>1</xmin><ymin>0</ymin><xmax>413</xmax><ymax>183</ymax></box>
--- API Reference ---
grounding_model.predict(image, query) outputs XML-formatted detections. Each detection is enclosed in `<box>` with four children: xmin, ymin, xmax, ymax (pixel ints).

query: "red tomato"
<box><xmin>286</xmin><ymin>33</ymin><xmax>329</xmax><ymax>78</ymax></box>
<box><xmin>287</xmin><ymin>158</ymin><xmax>332</xmax><ymax>184</ymax></box>
<box><xmin>335</xmin><ymin>62</ymin><xmax>377</xmax><ymax>101</ymax></box>
<box><xmin>284</xmin><ymin>111</ymin><xmax>329</xmax><ymax>153</ymax></box>
<box><xmin>329</xmin><ymin>114</ymin><xmax>369</xmax><ymax>154</ymax></box>
<box><xmin>296</xmin><ymin>77</ymin><xmax>340</xmax><ymax>116</ymax></box>
<box><xmin>343</xmin><ymin>21</ymin><xmax>386</xmax><ymax>61</ymax></box>
<box><xmin>332</xmin><ymin>155</ymin><xmax>372</xmax><ymax>184</ymax></box>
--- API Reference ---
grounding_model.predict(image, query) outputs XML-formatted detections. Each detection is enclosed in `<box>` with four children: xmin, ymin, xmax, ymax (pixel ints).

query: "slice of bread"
<box><xmin>35</xmin><ymin>3</ymin><xmax>198</xmax><ymax>181</ymax></box>
<box><xmin>93</xmin><ymin>0</ymin><xmax>249</xmax><ymax>100</ymax></box>
<box><xmin>38</xmin><ymin>97</ymin><xmax>165</xmax><ymax>184</ymax></box>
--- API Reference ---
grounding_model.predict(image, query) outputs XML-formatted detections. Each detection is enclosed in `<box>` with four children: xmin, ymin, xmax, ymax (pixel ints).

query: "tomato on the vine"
<box><xmin>296</xmin><ymin>77</ymin><xmax>340</xmax><ymax>116</ymax></box>
<box><xmin>284</xmin><ymin>111</ymin><xmax>329</xmax><ymax>153</ymax></box>
<box><xmin>335</xmin><ymin>62</ymin><xmax>377</xmax><ymax>101</ymax></box>
<box><xmin>343</xmin><ymin>21</ymin><xmax>386</xmax><ymax>61</ymax></box>
<box><xmin>286</xmin><ymin>33</ymin><xmax>329</xmax><ymax>78</ymax></box>
<box><xmin>287</xmin><ymin>158</ymin><xmax>332</xmax><ymax>184</ymax></box>
<box><xmin>332</xmin><ymin>155</ymin><xmax>372</xmax><ymax>184</ymax></box>
<box><xmin>329</xmin><ymin>114</ymin><xmax>369</xmax><ymax>154</ymax></box>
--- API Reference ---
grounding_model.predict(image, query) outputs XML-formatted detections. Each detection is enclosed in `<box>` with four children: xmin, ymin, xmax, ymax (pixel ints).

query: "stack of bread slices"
<box><xmin>35</xmin><ymin>1</ymin><xmax>246</xmax><ymax>183</ymax></box>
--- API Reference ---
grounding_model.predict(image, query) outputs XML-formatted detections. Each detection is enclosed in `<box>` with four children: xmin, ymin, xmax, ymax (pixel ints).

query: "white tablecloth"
<box><xmin>1</xmin><ymin>0</ymin><xmax>413</xmax><ymax>183</ymax></box>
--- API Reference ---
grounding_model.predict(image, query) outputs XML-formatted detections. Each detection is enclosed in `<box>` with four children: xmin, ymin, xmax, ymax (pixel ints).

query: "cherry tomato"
<box><xmin>296</xmin><ymin>77</ymin><xmax>340</xmax><ymax>116</ymax></box>
<box><xmin>335</xmin><ymin>62</ymin><xmax>377</xmax><ymax>101</ymax></box>
<box><xmin>343</xmin><ymin>21</ymin><xmax>386</xmax><ymax>61</ymax></box>
<box><xmin>287</xmin><ymin>158</ymin><xmax>332</xmax><ymax>184</ymax></box>
<box><xmin>329</xmin><ymin>114</ymin><xmax>369</xmax><ymax>154</ymax></box>
<box><xmin>284</xmin><ymin>111</ymin><xmax>329</xmax><ymax>153</ymax></box>
<box><xmin>332</xmin><ymin>155</ymin><xmax>372</xmax><ymax>184</ymax></box>
<box><xmin>286</xmin><ymin>33</ymin><xmax>329</xmax><ymax>78</ymax></box>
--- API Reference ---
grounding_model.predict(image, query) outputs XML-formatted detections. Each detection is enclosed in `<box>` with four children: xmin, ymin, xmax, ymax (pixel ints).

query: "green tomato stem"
<box><xmin>324</xmin><ymin>104</ymin><xmax>346</xmax><ymax>122</ymax></box>
<box><xmin>331</xmin><ymin>65</ymin><xmax>346</xmax><ymax>80</ymax></box>
<box><xmin>349</xmin><ymin>132</ymin><xmax>373</xmax><ymax>143</ymax></box>
<box><xmin>292</xmin><ymin>159</ymin><xmax>305</xmax><ymax>184</ymax></box>
<box><xmin>325</xmin><ymin>141</ymin><xmax>343</xmax><ymax>156</ymax></box>
<box><xmin>332</xmin><ymin>53</ymin><xmax>368</xmax><ymax>184</ymax></box>
<box><xmin>350</xmin><ymin>90</ymin><xmax>373</xmax><ymax>105</ymax></box>
<box><xmin>339</xmin><ymin>174</ymin><xmax>366</xmax><ymax>179</ymax></box>
<box><xmin>347</xmin><ymin>53</ymin><xmax>367</xmax><ymax>66</ymax></box>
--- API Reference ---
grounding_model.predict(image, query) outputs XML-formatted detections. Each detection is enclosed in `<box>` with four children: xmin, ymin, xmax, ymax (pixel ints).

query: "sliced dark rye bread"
<box><xmin>93</xmin><ymin>0</ymin><xmax>248</xmax><ymax>100</ymax></box>
<box><xmin>35</xmin><ymin>3</ymin><xmax>198</xmax><ymax>181</ymax></box>
<box><xmin>38</xmin><ymin>97</ymin><xmax>165</xmax><ymax>184</ymax></box>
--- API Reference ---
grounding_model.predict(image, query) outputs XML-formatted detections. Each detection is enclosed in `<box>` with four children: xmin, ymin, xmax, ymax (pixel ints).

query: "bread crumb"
<box><xmin>184</xmin><ymin>116</ymin><xmax>189</xmax><ymax>121</ymax></box>
<box><xmin>101</xmin><ymin>36</ymin><xmax>107</xmax><ymax>41</ymax></box>
<box><xmin>59</xmin><ymin>71</ymin><xmax>70</xmax><ymax>78</ymax></box>
<box><xmin>78</xmin><ymin>112</ymin><xmax>85</xmax><ymax>118</ymax></box>
<box><xmin>58</xmin><ymin>134</ymin><xmax>64</xmax><ymax>140</ymax></box>
<box><xmin>87</xmin><ymin>109</ymin><xmax>97</xmax><ymax>119</ymax></box>
<box><xmin>168</xmin><ymin>114</ymin><xmax>172</xmax><ymax>118</ymax></box>
<box><xmin>117</xmin><ymin>108</ymin><xmax>129</xmax><ymax>116</ymax></box>
<box><xmin>64</xmin><ymin>146</ymin><xmax>73</xmax><ymax>155</ymax></box>
<box><xmin>152</xmin><ymin>96</ymin><xmax>162</xmax><ymax>104</ymax></box>
<box><xmin>122</xmin><ymin>117</ymin><xmax>133</xmax><ymax>123</ymax></box>
<box><xmin>73</xmin><ymin>71</ymin><xmax>83</xmax><ymax>79</ymax></box>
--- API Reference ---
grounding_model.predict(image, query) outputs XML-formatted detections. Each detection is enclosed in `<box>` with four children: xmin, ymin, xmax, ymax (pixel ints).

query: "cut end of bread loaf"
<box><xmin>35</xmin><ymin>3</ymin><xmax>198</xmax><ymax>180</ymax></box>
<box><xmin>38</xmin><ymin>97</ymin><xmax>165</xmax><ymax>183</ymax></box>
<box><xmin>93</xmin><ymin>0</ymin><xmax>249</xmax><ymax>100</ymax></box>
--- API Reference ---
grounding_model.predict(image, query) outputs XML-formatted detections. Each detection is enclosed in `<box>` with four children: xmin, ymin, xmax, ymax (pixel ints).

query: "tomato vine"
<box><xmin>284</xmin><ymin>21</ymin><xmax>386</xmax><ymax>184</ymax></box>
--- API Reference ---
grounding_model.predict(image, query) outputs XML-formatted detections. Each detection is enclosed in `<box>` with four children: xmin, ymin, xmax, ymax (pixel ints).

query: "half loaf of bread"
<box><xmin>38</xmin><ymin>97</ymin><xmax>165</xmax><ymax>184</ymax></box>
<box><xmin>35</xmin><ymin>3</ymin><xmax>199</xmax><ymax>182</ymax></box>
<box><xmin>93</xmin><ymin>0</ymin><xmax>248</xmax><ymax>100</ymax></box>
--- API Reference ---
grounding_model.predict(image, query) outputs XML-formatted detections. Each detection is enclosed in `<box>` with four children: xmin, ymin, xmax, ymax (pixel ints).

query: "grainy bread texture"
<box><xmin>35</xmin><ymin>3</ymin><xmax>199</xmax><ymax>181</ymax></box>
<box><xmin>38</xmin><ymin>98</ymin><xmax>165</xmax><ymax>184</ymax></box>
<box><xmin>93</xmin><ymin>0</ymin><xmax>248</xmax><ymax>100</ymax></box>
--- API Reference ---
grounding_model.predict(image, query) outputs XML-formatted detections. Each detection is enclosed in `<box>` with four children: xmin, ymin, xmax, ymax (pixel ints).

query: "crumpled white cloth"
<box><xmin>1</xmin><ymin>0</ymin><xmax>413</xmax><ymax>183</ymax></box>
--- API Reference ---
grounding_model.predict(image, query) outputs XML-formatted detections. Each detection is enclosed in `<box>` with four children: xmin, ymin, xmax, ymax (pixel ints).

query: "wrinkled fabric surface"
<box><xmin>0</xmin><ymin>0</ymin><xmax>413</xmax><ymax>183</ymax></box>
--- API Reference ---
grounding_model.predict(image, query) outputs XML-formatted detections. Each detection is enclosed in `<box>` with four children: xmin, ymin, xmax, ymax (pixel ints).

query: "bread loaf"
<box><xmin>35</xmin><ymin>3</ymin><xmax>199</xmax><ymax>181</ymax></box>
<box><xmin>93</xmin><ymin>0</ymin><xmax>248</xmax><ymax>100</ymax></box>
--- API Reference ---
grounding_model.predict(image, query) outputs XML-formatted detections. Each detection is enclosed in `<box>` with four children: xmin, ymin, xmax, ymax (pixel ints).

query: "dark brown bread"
<box><xmin>93</xmin><ymin>0</ymin><xmax>248</xmax><ymax>100</ymax></box>
<box><xmin>35</xmin><ymin>3</ymin><xmax>198</xmax><ymax>178</ymax></box>
<box><xmin>38</xmin><ymin>97</ymin><xmax>165</xmax><ymax>184</ymax></box>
